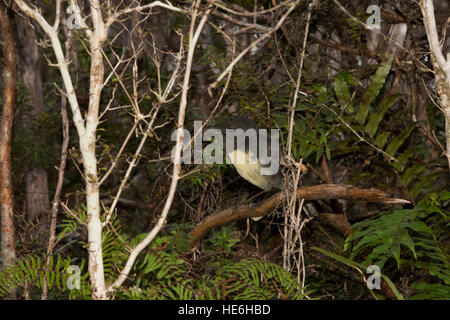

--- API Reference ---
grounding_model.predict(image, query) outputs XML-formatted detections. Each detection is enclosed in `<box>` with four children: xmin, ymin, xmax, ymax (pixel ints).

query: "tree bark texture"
<box><xmin>0</xmin><ymin>4</ymin><xmax>17</xmax><ymax>272</ymax></box>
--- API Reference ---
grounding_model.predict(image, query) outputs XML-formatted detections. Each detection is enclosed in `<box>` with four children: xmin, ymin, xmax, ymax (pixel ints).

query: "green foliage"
<box><xmin>345</xmin><ymin>191</ymin><xmax>450</xmax><ymax>299</ymax></box>
<box><xmin>409</xmin><ymin>283</ymin><xmax>450</xmax><ymax>300</ymax></box>
<box><xmin>269</xmin><ymin>62</ymin><xmax>409</xmax><ymax>167</ymax></box>
<box><xmin>57</xmin><ymin>205</ymin><xmax>88</xmax><ymax>242</ymax></box>
<box><xmin>272</xmin><ymin>100</ymin><xmax>333</xmax><ymax>164</ymax></box>
<box><xmin>102</xmin><ymin>219</ymin><xmax>130</xmax><ymax>281</ymax></box>
<box><xmin>186</xmin><ymin>163</ymin><xmax>224</xmax><ymax>188</ymax></box>
<box><xmin>57</xmin><ymin>205</ymin><xmax>131</xmax><ymax>282</ymax></box>
<box><xmin>331</xmin><ymin>65</ymin><xmax>414</xmax><ymax>167</ymax></box>
<box><xmin>313</xmin><ymin>246</ymin><xmax>403</xmax><ymax>300</ymax></box>
<box><xmin>311</xmin><ymin>190</ymin><xmax>449</xmax><ymax>300</ymax></box>
<box><xmin>210</xmin><ymin>258</ymin><xmax>308</xmax><ymax>300</ymax></box>
<box><xmin>0</xmin><ymin>254</ymin><xmax>88</xmax><ymax>299</ymax></box>
<box><xmin>321</xmin><ymin>64</ymin><xmax>449</xmax><ymax>211</ymax></box>
<box><xmin>334</xmin><ymin>70</ymin><xmax>357</xmax><ymax>111</ymax></box>
<box><xmin>205</xmin><ymin>226</ymin><xmax>241</xmax><ymax>254</ymax></box>
<box><xmin>0</xmin><ymin>205</ymin><xmax>95</xmax><ymax>299</ymax></box>
<box><xmin>355</xmin><ymin>61</ymin><xmax>393</xmax><ymax>124</ymax></box>
<box><xmin>117</xmin><ymin>228</ymin><xmax>308</xmax><ymax>300</ymax></box>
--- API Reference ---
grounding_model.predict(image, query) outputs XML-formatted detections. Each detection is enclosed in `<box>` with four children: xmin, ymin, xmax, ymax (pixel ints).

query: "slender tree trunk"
<box><xmin>429</xmin><ymin>57</ymin><xmax>450</xmax><ymax>172</ymax></box>
<box><xmin>0</xmin><ymin>4</ymin><xmax>17</xmax><ymax>298</ymax></box>
<box><xmin>15</xmin><ymin>16</ymin><xmax>50</xmax><ymax>231</ymax></box>
<box><xmin>83</xmin><ymin>1</ymin><xmax>107</xmax><ymax>299</ymax></box>
<box><xmin>421</xmin><ymin>0</ymin><xmax>450</xmax><ymax>173</ymax></box>
<box><xmin>12</xmin><ymin>0</ymin><xmax>108</xmax><ymax>299</ymax></box>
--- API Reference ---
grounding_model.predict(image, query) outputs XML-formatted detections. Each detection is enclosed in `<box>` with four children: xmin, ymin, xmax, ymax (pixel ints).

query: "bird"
<box><xmin>216</xmin><ymin>116</ymin><xmax>283</xmax><ymax>192</ymax></box>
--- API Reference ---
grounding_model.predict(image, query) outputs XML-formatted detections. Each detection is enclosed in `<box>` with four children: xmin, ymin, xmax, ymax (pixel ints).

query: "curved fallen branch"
<box><xmin>189</xmin><ymin>184</ymin><xmax>410</xmax><ymax>245</ymax></box>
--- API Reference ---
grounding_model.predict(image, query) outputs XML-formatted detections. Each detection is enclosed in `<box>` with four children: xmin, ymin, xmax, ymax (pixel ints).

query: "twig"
<box><xmin>286</xmin><ymin>0</ymin><xmax>313</xmax><ymax>160</ymax></box>
<box><xmin>208</xmin><ymin>0</ymin><xmax>300</xmax><ymax>92</ymax></box>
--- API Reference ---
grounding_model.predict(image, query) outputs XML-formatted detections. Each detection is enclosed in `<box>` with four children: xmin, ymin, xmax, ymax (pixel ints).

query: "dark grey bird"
<box><xmin>216</xmin><ymin>116</ymin><xmax>283</xmax><ymax>192</ymax></box>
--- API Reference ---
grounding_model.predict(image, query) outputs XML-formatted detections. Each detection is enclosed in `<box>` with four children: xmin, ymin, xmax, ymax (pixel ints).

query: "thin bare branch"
<box><xmin>108</xmin><ymin>4</ymin><xmax>211</xmax><ymax>293</ymax></box>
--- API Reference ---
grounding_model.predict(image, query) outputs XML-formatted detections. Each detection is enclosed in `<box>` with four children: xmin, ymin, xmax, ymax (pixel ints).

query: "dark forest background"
<box><xmin>0</xmin><ymin>0</ymin><xmax>449</xmax><ymax>300</ymax></box>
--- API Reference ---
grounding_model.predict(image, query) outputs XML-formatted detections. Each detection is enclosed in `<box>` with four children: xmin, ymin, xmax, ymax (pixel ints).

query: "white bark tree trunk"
<box><xmin>13</xmin><ymin>0</ymin><xmax>108</xmax><ymax>299</ymax></box>
<box><xmin>82</xmin><ymin>2</ymin><xmax>107</xmax><ymax>296</ymax></box>
<box><xmin>421</xmin><ymin>0</ymin><xmax>450</xmax><ymax>173</ymax></box>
